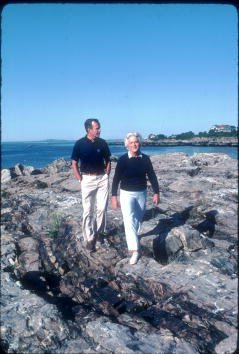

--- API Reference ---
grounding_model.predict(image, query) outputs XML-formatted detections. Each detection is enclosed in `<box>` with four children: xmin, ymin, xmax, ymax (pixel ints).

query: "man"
<box><xmin>71</xmin><ymin>118</ymin><xmax>111</xmax><ymax>251</ymax></box>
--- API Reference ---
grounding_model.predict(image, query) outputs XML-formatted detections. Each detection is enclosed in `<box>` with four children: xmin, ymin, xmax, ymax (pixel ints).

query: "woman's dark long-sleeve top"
<box><xmin>112</xmin><ymin>153</ymin><xmax>159</xmax><ymax>196</ymax></box>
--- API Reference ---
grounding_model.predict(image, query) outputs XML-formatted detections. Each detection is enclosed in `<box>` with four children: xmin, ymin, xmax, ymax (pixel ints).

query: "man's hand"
<box><xmin>111</xmin><ymin>196</ymin><xmax>119</xmax><ymax>209</ymax></box>
<box><xmin>72</xmin><ymin>160</ymin><xmax>82</xmax><ymax>181</ymax></box>
<box><xmin>153</xmin><ymin>193</ymin><xmax>160</xmax><ymax>205</ymax></box>
<box><xmin>105</xmin><ymin>161</ymin><xmax>111</xmax><ymax>175</ymax></box>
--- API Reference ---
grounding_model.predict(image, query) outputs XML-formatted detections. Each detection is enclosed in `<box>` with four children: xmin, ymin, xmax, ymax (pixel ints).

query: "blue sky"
<box><xmin>1</xmin><ymin>3</ymin><xmax>238</xmax><ymax>141</ymax></box>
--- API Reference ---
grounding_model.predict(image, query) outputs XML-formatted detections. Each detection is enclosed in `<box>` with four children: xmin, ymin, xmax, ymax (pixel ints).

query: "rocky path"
<box><xmin>1</xmin><ymin>153</ymin><xmax>238</xmax><ymax>353</ymax></box>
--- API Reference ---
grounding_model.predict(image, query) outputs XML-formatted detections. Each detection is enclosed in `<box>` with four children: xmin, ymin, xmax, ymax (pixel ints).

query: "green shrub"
<box><xmin>48</xmin><ymin>213</ymin><xmax>61</xmax><ymax>238</ymax></box>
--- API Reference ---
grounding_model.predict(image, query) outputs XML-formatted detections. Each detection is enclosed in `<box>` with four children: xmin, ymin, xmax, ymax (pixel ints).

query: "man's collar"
<box><xmin>86</xmin><ymin>135</ymin><xmax>98</xmax><ymax>142</ymax></box>
<box><xmin>128</xmin><ymin>151</ymin><xmax>142</xmax><ymax>159</ymax></box>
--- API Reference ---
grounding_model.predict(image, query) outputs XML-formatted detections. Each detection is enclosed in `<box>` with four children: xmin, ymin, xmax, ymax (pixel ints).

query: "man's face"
<box><xmin>88</xmin><ymin>121</ymin><xmax>101</xmax><ymax>139</ymax></box>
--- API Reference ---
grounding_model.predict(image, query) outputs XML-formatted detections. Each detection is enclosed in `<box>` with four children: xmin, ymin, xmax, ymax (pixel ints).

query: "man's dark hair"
<box><xmin>84</xmin><ymin>118</ymin><xmax>100</xmax><ymax>132</ymax></box>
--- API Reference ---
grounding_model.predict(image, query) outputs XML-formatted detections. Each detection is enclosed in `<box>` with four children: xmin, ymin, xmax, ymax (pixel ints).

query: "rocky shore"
<box><xmin>1</xmin><ymin>153</ymin><xmax>238</xmax><ymax>353</ymax></box>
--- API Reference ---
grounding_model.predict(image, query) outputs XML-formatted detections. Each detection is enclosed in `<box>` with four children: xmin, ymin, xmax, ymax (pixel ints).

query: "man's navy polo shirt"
<box><xmin>71</xmin><ymin>136</ymin><xmax>111</xmax><ymax>173</ymax></box>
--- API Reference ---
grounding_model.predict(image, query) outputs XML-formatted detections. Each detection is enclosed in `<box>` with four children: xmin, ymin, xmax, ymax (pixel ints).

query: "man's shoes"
<box><xmin>86</xmin><ymin>240</ymin><xmax>95</xmax><ymax>251</ymax></box>
<box><xmin>95</xmin><ymin>238</ymin><xmax>110</xmax><ymax>250</ymax></box>
<box><xmin>98</xmin><ymin>227</ymin><xmax>117</xmax><ymax>238</ymax></box>
<box><xmin>129</xmin><ymin>252</ymin><xmax>139</xmax><ymax>265</ymax></box>
<box><xmin>96</xmin><ymin>231</ymin><xmax>111</xmax><ymax>249</ymax></box>
<box><xmin>97</xmin><ymin>231</ymin><xmax>110</xmax><ymax>239</ymax></box>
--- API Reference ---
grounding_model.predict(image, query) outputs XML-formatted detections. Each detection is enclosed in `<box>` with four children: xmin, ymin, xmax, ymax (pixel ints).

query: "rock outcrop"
<box><xmin>1</xmin><ymin>153</ymin><xmax>238</xmax><ymax>353</ymax></box>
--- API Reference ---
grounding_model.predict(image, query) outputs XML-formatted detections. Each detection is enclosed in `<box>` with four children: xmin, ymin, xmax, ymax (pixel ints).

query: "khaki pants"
<box><xmin>81</xmin><ymin>173</ymin><xmax>109</xmax><ymax>242</ymax></box>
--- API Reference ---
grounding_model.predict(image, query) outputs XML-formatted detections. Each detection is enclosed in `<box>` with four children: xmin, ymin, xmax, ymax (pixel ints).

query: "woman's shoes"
<box><xmin>129</xmin><ymin>251</ymin><xmax>139</xmax><ymax>265</ymax></box>
<box><xmin>86</xmin><ymin>240</ymin><xmax>95</xmax><ymax>251</ymax></box>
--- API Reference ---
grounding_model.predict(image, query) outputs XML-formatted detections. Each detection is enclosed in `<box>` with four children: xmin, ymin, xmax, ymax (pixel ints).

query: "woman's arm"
<box><xmin>146</xmin><ymin>156</ymin><xmax>160</xmax><ymax>204</ymax></box>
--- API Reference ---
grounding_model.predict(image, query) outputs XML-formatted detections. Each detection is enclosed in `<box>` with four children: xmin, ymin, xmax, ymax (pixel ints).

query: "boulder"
<box><xmin>1</xmin><ymin>169</ymin><xmax>11</xmax><ymax>183</ymax></box>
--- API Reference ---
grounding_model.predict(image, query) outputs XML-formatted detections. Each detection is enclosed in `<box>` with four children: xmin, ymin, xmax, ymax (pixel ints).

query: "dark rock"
<box><xmin>186</xmin><ymin>166</ymin><xmax>201</xmax><ymax>176</ymax></box>
<box><xmin>33</xmin><ymin>179</ymin><xmax>48</xmax><ymax>189</ymax></box>
<box><xmin>9</xmin><ymin>167</ymin><xmax>18</xmax><ymax>178</ymax></box>
<box><xmin>14</xmin><ymin>163</ymin><xmax>25</xmax><ymax>175</ymax></box>
<box><xmin>30</xmin><ymin>168</ymin><xmax>43</xmax><ymax>175</ymax></box>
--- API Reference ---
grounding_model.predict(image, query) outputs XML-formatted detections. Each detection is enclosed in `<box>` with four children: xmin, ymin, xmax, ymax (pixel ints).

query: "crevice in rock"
<box><xmin>19</xmin><ymin>271</ymin><xmax>78</xmax><ymax>321</ymax></box>
<box><xmin>0</xmin><ymin>342</ymin><xmax>8</xmax><ymax>354</ymax></box>
<box><xmin>140</xmin><ymin>206</ymin><xmax>193</xmax><ymax>264</ymax></box>
<box><xmin>143</xmin><ymin>206</ymin><xmax>161</xmax><ymax>221</ymax></box>
<box><xmin>139</xmin><ymin>301</ymin><xmax>228</xmax><ymax>352</ymax></box>
<box><xmin>194</xmin><ymin>210</ymin><xmax>218</xmax><ymax>237</ymax></box>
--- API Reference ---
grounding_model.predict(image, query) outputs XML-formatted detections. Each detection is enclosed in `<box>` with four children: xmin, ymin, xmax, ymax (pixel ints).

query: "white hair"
<box><xmin>124</xmin><ymin>132</ymin><xmax>142</xmax><ymax>148</ymax></box>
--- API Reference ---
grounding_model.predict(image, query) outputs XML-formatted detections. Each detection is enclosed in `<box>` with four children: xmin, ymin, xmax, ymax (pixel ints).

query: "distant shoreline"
<box><xmin>108</xmin><ymin>137</ymin><xmax>238</xmax><ymax>147</ymax></box>
<box><xmin>2</xmin><ymin>137</ymin><xmax>238</xmax><ymax>147</ymax></box>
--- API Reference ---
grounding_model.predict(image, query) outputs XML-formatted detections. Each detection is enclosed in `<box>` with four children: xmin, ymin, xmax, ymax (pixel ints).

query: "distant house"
<box><xmin>148</xmin><ymin>134</ymin><xmax>158</xmax><ymax>140</ymax></box>
<box><xmin>209</xmin><ymin>125</ymin><xmax>236</xmax><ymax>133</ymax></box>
<box><xmin>148</xmin><ymin>133</ymin><xmax>167</xmax><ymax>140</ymax></box>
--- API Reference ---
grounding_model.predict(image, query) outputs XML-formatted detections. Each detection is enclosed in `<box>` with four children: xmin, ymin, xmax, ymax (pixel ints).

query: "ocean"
<box><xmin>1</xmin><ymin>140</ymin><xmax>238</xmax><ymax>169</ymax></box>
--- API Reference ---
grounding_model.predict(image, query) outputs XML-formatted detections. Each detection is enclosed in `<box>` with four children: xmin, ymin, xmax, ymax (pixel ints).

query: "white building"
<box><xmin>209</xmin><ymin>125</ymin><xmax>236</xmax><ymax>133</ymax></box>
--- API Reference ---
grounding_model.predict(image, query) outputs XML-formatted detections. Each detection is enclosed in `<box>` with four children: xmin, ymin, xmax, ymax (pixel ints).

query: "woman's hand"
<box><xmin>111</xmin><ymin>196</ymin><xmax>119</xmax><ymax>209</ymax></box>
<box><xmin>153</xmin><ymin>193</ymin><xmax>160</xmax><ymax>205</ymax></box>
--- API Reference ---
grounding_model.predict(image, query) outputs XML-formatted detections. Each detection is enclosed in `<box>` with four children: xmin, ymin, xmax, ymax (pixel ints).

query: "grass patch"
<box><xmin>48</xmin><ymin>212</ymin><xmax>61</xmax><ymax>238</ymax></box>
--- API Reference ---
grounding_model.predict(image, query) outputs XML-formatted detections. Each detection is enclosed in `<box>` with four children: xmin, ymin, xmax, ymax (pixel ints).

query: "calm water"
<box><xmin>1</xmin><ymin>140</ymin><xmax>238</xmax><ymax>169</ymax></box>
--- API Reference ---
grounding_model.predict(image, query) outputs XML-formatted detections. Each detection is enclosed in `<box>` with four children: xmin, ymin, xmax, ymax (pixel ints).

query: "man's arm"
<box><xmin>72</xmin><ymin>160</ymin><xmax>82</xmax><ymax>181</ymax></box>
<box><xmin>105</xmin><ymin>160</ymin><xmax>111</xmax><ymax>175</ymax></box>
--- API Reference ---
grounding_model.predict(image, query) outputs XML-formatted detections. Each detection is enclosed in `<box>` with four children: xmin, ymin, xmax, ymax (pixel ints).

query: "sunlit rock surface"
<box><xmin>1</xmin><ymin>153</ymin><xmax>238</xmax><ymax>353</ymax></box>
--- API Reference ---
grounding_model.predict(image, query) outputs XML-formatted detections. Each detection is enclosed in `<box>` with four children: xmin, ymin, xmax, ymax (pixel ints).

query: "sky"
<box><xmin>1</xmin><ymin>3</ymin><xmax>238</xmax><ymax>141</ymax></box>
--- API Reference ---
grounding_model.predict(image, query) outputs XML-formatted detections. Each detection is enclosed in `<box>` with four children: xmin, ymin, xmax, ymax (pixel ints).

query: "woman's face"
<box><xmin>127</xmin><ymin>136</ymin><xmax>140</xmax><ymax>155</ymax></box>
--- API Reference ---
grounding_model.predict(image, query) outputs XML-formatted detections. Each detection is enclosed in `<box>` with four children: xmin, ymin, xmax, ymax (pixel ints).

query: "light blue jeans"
<box><xmin>120</xmin><ymin>189</ymin><xmax>147</xmax><ymax>251</ymax></box>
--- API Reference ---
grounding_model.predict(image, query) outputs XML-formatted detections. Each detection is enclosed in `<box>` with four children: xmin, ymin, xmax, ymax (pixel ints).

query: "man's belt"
<box><xmin>82</xmin><ymin>171</ymin><xmax>105</xmax><ymax>176</ymax></box>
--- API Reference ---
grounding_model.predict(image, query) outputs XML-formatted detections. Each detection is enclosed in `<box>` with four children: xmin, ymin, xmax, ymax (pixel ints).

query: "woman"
<box><xmin>111</xmin><ymin>132</ymin><xmax>160</xmax><ymax>265</ymax></box>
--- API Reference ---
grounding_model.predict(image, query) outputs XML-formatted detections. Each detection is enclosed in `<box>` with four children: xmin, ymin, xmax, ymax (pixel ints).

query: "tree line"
<box><xmin>148</xmin><ymin>130</ymin><xmax>238</xmax><ymax>140</ymax></box>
